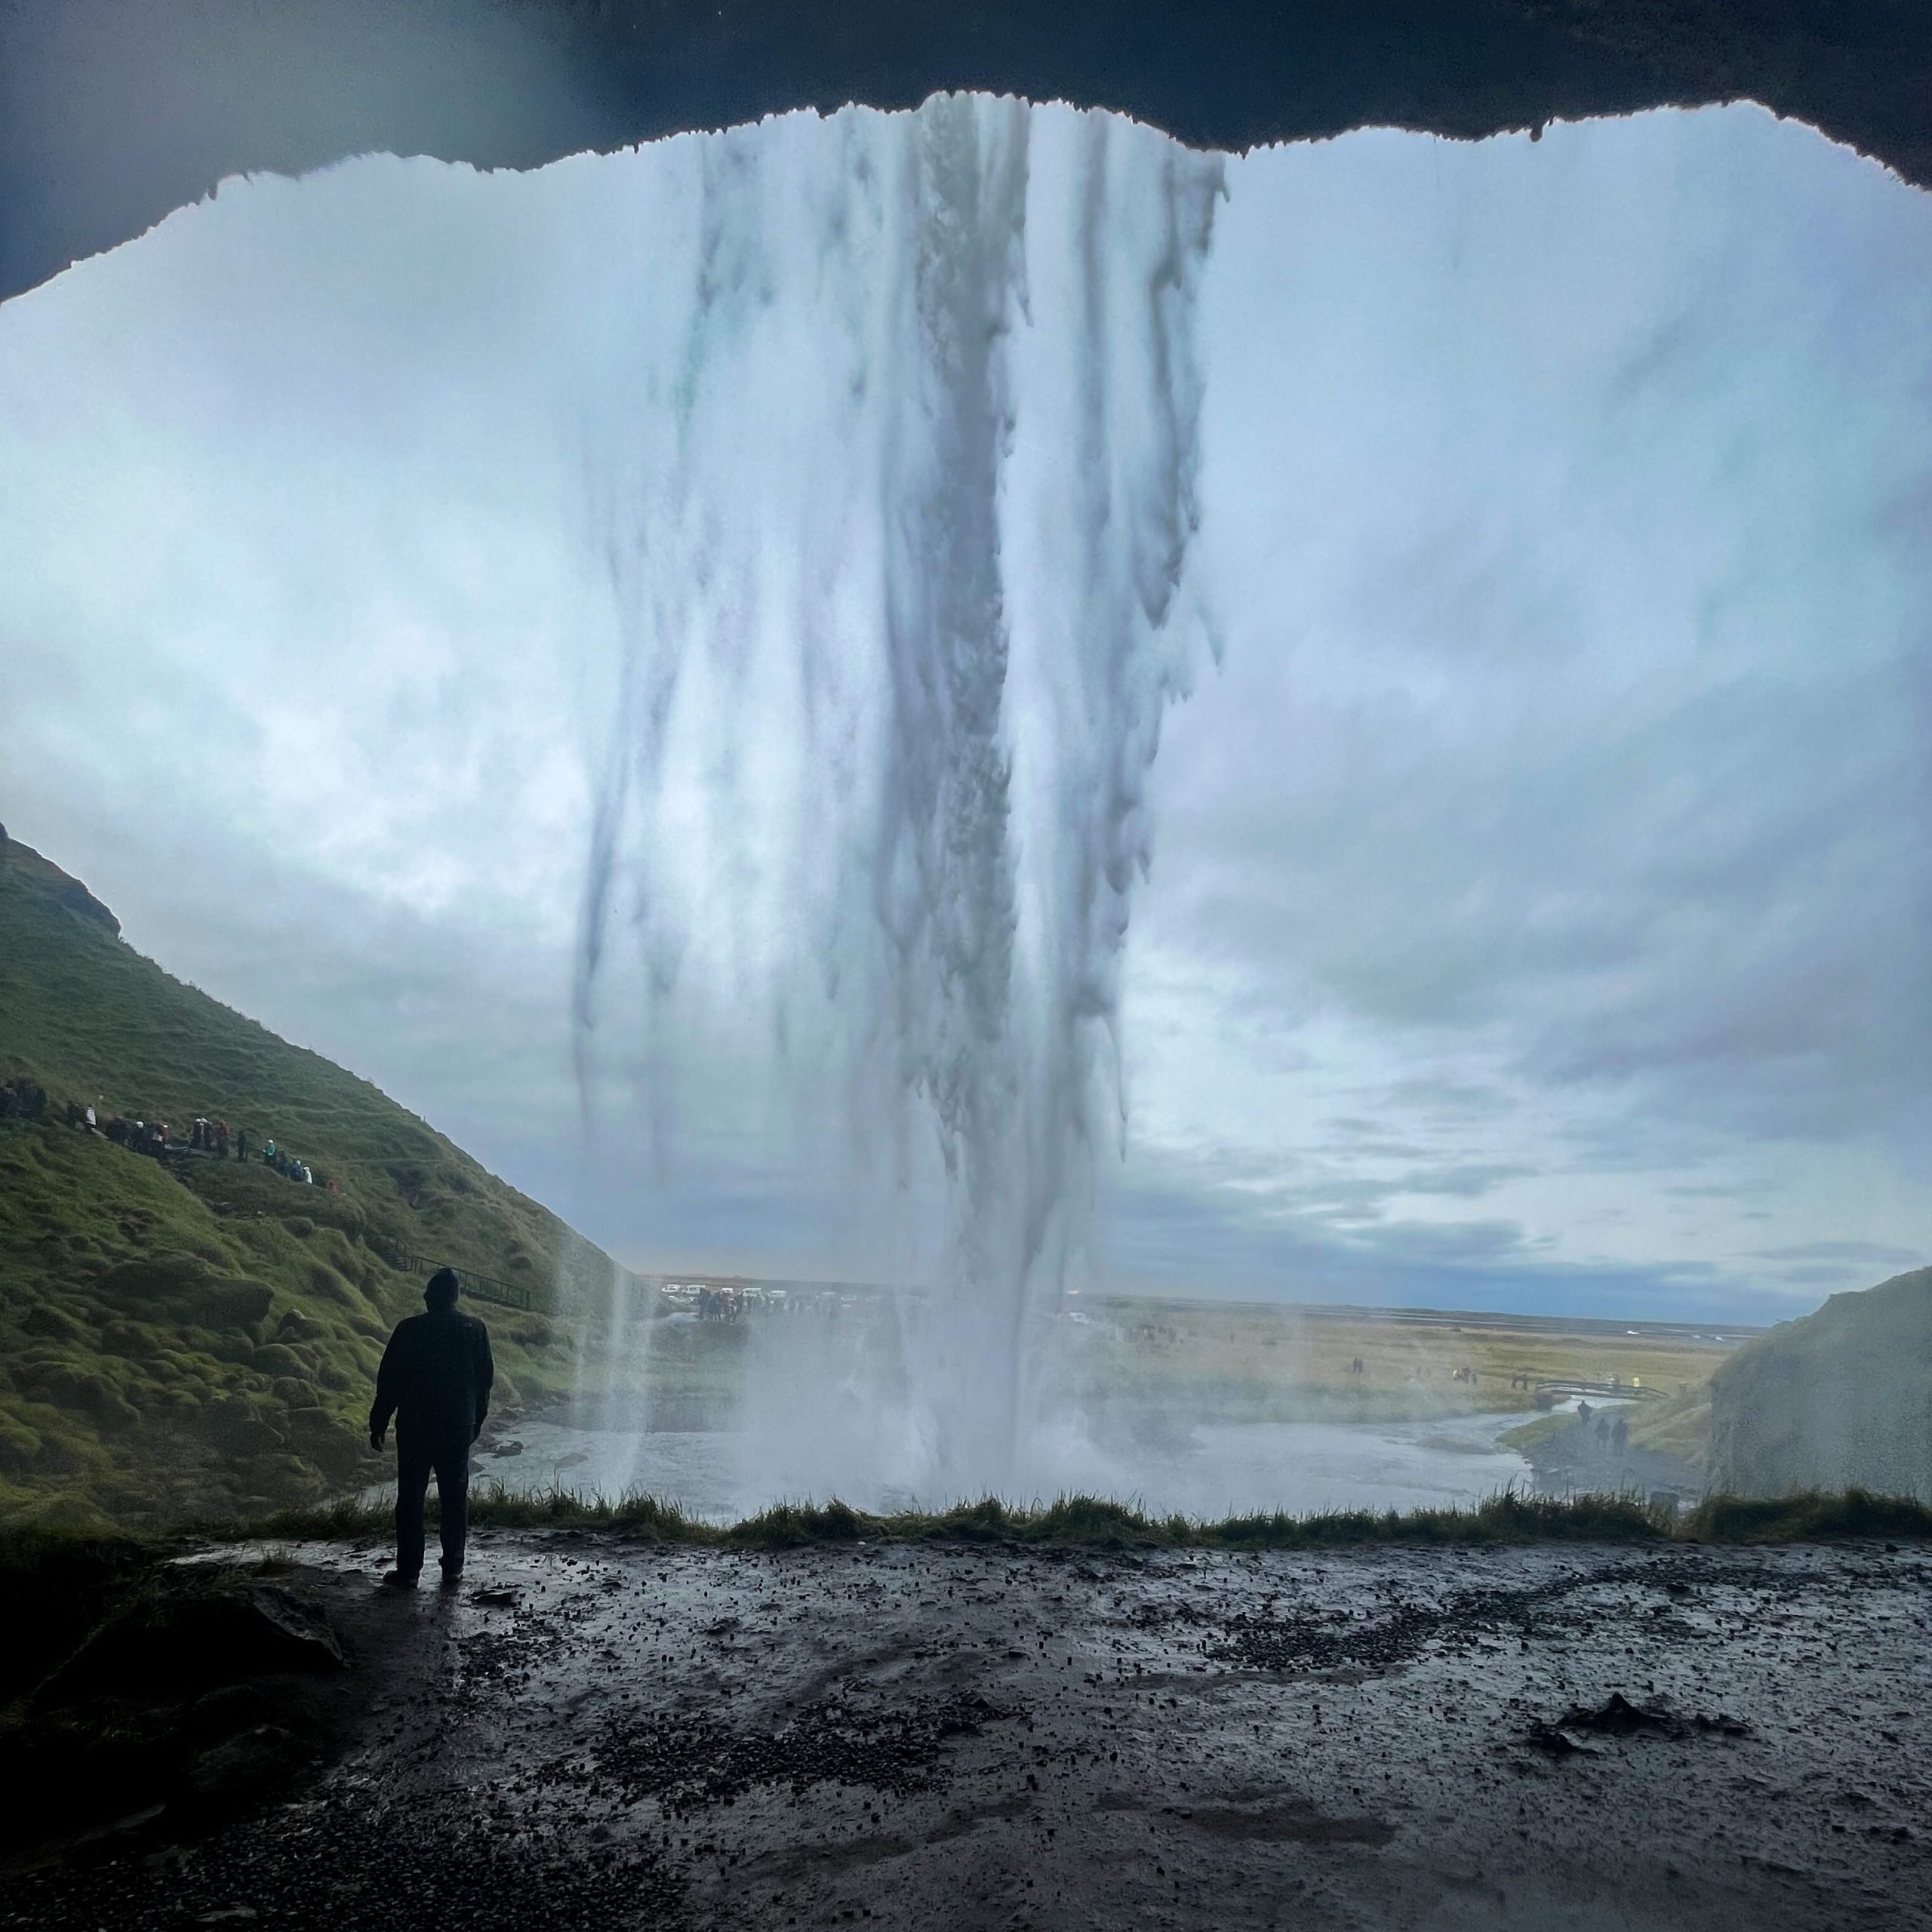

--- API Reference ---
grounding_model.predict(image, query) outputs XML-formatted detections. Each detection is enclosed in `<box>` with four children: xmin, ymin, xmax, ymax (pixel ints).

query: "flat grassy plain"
<box><xmin>598</xmin><ymin>1294</ymin><xmax>1742</xmax><ymax>1422</ymax></box>
<box><xmin>1057</xmin><ymin>1294</ymin><xmax>1736</xmax><ymax>1422</ymax></box>
<box><xmin>552</xmin><ymin>1290</ymin><xmax>1743</xmax><ymax>1499</ymax></box>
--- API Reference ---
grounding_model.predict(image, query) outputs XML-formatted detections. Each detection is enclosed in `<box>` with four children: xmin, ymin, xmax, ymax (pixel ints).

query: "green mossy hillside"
<box><xmin>1709</xmin><ymin>1267</ymin><xmax>1932</xmax><ymax>1500</ymax></box>
<box><xmin>0</xmin><ymin>829</ymin><xmax>613</xmax><ymax>1529</ymax></box>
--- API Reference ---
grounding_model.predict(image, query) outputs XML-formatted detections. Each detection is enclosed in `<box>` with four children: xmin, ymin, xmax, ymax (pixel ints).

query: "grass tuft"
<box><xmin>180</xmin><ymin>1484</ymin><xmax>1932</xmax><ymax>1553</ymax></box>
<box><xmin>1678</xmin><ymin>1487</ymin><xmax>1932</xmax><ymax>1545</ymax></box>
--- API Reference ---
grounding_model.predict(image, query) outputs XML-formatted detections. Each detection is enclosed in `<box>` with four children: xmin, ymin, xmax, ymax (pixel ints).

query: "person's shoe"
<box><xmin>438</xmin><ymin>1564</ymin><xmax>463</xmax><ymax>1589</ymax></box>
<box><xmin>380</xmin><ymin>1569</ymin><xmax>420</xmax><ymax>1590</ymax></box>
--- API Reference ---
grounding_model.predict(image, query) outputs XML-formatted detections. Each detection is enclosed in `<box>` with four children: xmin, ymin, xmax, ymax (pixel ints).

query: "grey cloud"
<box><xmin>1106</xmin><ymin>1166</ymin><xmax>1752</xmax><ymax>1321</ymax></box>
<box><xmin>1351</xmin><ymin>1081</ymin><xmax>1518</xmax><ymax>1124</ymax></box>
<box><xmin>1159</xmin><ymin>633</ymin><xmax>1930</xmax><ymax>1161</ymax></box>
<box><xmin>6</xmin><ymin>105</ymin><xmax>1928</xmax><ymax>1330</ymax></box>
<box><xmin>1749</xmin><ymin>1239</ymin><xmax>1923</xmax><ymax>1266</ymax></box>
<box><xmin>1764</xmin><ymin>1261</ymin><xmax>1898</xmax><ymax>1289</ymax></box>
<box><xmin>1393</xmin><ymin>1162</ymin><xmax>1532</xmax><ymax>1198</ymax></box>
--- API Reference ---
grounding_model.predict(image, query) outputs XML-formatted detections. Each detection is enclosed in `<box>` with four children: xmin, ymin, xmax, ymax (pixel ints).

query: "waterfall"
<box><xmin>574</xmin><ymin>94</ymin><xmax>1223</xmax><ymax>1500</ymax></box>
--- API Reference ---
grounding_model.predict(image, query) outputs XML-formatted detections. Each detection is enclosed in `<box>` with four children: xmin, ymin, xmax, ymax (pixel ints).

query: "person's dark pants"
<box><xmin>395</xmin><ymin>1426</ymin><xmax>471</xmax><ymax>1577</ymax></box>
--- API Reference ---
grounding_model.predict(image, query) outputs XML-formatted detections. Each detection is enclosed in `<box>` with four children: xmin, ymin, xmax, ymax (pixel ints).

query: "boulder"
<box><xmin>202</xmin><ymin>1399</ymin><xmax>285</xmax><ymax>1458</ymax></box>
<box><xmin>173</xmin><ymin>1724</ymin><xmax>315</xmax><ymax>1823</ymax></box>
<box><xmin>97</xmin><ymin>1257</ymin><xmax>273</xmax><ymax>1331</ymax></box>
<box><xmin>21</xmin><ymin>1305</ymin><xmax>88</xmax><ymax>1343</ymax></box>
<box><xmin>281</xmin><ymin>1408</ymin><xmax>364</xmax><ymax>1481</ymax></box>
<box><xmin>42</xmin><ymin>1581</ymin><xmax>345</xmax><ymax>1705</ymax></box>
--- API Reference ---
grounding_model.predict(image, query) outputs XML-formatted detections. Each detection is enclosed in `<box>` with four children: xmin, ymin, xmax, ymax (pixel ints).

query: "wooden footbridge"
<box><xmin>1534</xmin><ymin>1378</ymin><xmax>1664</xmax><ymax>1403</ymax></box>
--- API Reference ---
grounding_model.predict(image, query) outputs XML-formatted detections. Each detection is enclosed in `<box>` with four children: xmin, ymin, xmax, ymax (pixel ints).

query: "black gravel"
<box><xmin>591</xmin><ymin>1692</ymin><xmax>1017</xmax><ymax>1812</ymax></box>
<box><xmin>1134</xmin><ymin>1553</ymin><xmax>1786</xmax><ymax>1675</ymax></box>
<box><xmin>2</xmin><ymin>1786</ymin><xmax>685</xmax><ymax>1932</ymax></box>
<box><xmin>6</xmin><ymin>1537</ymin><xmax>1926</xmax><ymax>1932</ymax></box>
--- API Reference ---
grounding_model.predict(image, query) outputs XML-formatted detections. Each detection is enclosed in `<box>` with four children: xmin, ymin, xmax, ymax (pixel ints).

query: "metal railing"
<box><xmin>384</xmin><ymin>1249</ymin><xmax>540</xmax><ymax>1315</ymax></box>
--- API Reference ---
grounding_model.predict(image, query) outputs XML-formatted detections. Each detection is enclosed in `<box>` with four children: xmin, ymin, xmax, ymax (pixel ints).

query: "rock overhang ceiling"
<box><xmin>3</xmin><ymin>0</ymin><xmax>1930</xmax><ymax>307</ymax></box>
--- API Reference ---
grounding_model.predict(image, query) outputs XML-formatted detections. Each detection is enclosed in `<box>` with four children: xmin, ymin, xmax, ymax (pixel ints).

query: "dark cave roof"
<box><xmin>3</xmin><ymin>0</ymin><xmax>1930</xmax><ymax>306</ymax></box>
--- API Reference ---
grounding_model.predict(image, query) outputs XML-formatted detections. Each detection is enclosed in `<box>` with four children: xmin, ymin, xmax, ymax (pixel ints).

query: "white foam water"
<box><xmin>571</xmin><ymin>96</ymin><xmax>1225</xmax><ymax>1503</ymax></box>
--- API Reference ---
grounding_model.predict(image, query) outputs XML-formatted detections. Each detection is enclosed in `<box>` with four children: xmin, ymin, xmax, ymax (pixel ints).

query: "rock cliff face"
<box><xmin>1709</xmin><ymin>1268</ymin><xmax>1932</xmax><ymax>1500</ymax></box>
<box><xmin>3</xmin><ymin>0</ymin><xmax>1930</xmax><ymax>307</ymax></box>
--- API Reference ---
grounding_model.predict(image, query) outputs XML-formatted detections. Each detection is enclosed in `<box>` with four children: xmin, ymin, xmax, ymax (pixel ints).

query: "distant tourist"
<box><xmin>235</xmin><ymin>1128</ymin><xmax>248</xmax><ymax>1164</ymax></box>
<box><xmin>263</xmin><ymin>1137</ymin><xmax>277</xmax><ymax>1166</ymax></box>
<box><xmin>369</xmin><ymin>1267</ymin><xmax>495</xmax><ymax>1590</ymax></box>
<box><xmin>0</xmin><ymin>1080</ymin><xmax>47</xmax><ymax>1121</ymax></box>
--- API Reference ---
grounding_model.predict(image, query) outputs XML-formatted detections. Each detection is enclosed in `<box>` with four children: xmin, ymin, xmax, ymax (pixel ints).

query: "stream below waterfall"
<box><xmin>463</xmin><ymin>1406</ymin><xmax>1534</xmax><ymax>1523</ymax></box>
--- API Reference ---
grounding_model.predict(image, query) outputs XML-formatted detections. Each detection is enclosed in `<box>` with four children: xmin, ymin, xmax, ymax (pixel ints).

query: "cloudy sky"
<box><xmin>2</xmin><ymin>101</ymin><xmax>1927</xmax><ymax>1321</ymax></box>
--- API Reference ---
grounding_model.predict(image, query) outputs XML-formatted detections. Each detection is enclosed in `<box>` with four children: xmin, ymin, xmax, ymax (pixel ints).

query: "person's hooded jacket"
<box><xmin>370</xmin><ymin>1305</ymin><xmax>494</xmax><ymax>1441</ymax></box>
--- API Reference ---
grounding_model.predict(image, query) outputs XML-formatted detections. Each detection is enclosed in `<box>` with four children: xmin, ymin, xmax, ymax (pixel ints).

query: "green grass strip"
<box><xmin>171</xmin><ymin>1484</ymin><xmax>1932</xmax><ymax>1553</ymax></box>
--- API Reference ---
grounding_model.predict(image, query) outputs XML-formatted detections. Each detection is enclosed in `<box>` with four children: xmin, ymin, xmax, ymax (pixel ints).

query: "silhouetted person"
<box><xmin>369</xmin><ymin>1267</ymin><xmax>494</xmax><ymax>1589</ymax></box>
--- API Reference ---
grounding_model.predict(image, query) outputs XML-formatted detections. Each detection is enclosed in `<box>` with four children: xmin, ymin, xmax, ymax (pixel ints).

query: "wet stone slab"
<box><xmin>8</xmin><ymin>1536</ymin><xmax>1929</xmax><ymax>1930</ymax></box>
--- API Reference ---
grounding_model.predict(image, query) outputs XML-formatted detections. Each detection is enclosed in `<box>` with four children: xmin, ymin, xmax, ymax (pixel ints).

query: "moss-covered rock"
<box><xmin>21</xmin><ymin>1304</ymin><xmax>86</xmax><ymax>1343</ymax></box>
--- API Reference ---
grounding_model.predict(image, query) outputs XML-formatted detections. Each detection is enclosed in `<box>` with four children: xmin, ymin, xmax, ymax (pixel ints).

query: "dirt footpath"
<box><xmin>9</xmin><ymin>1534</ymin><xmax>1930</xmax><ymax>1930</ymax></box>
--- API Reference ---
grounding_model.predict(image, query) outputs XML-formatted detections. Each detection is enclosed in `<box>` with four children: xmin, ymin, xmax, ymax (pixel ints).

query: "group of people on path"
<box><xmin>181</xmin><ymin>1115</ymin><xmax>235</xmax><ymax>1157</ymax></box>
<box><xmin>258</xmin><ymin>1136</ymin><xmax>324</xmax><ymax>1186</ymax></box>
<box><xmin>0</xmin><ymin>1077</ymin><xmax>49</xmax><ymax>1121</ymax></box>
<box><xmin>1573</xmin><ymin>1398</ymin><xmax>1631</xmax><ymax>1460</ymax></box>
<box><xmin>40</xmin><ymin>1086</ymin><xmax>338</xmax><ymax>1191</ymax></box>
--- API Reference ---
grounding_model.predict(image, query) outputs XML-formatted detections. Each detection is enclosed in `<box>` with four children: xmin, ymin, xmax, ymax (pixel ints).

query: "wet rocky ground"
<box><xmin>5</xmin><ymin>1533</ymin><xmax>1928</xmax><ymax>1929</ymax></box>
